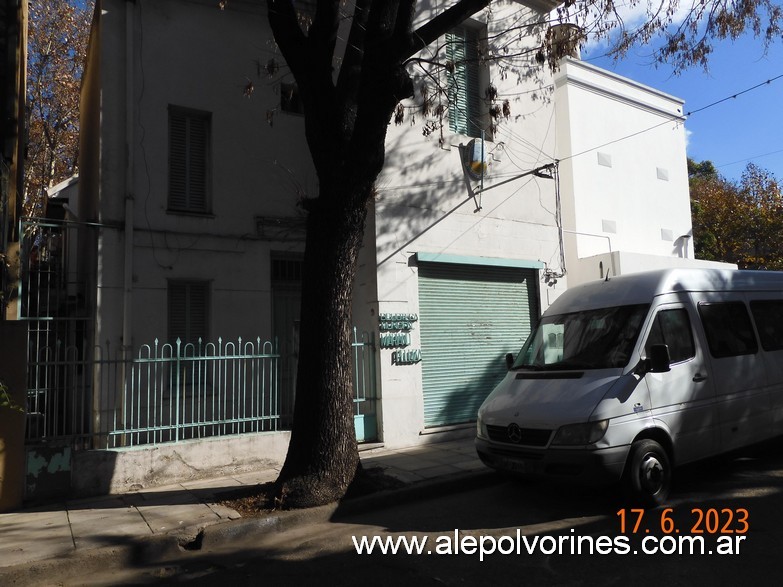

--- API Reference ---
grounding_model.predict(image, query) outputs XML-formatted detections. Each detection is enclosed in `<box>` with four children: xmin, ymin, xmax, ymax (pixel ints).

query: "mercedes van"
<box><xmin>475</xmin><ymin>268</ymin><xmax>783</xmax><ymax>506</ymax></box>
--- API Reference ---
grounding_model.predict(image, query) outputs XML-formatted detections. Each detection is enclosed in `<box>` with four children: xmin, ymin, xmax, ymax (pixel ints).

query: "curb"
<box><xmin>0</xmin><ymin>469</ymin><xmax>499</xmax><ymax>585</ymax></box>
<box><xmin>196</xmin><ymin>468</ymin><xmax>499</xmax><ymax>546</ymax></box>
<box><xmin>333</xmin><ymin>468</ymin><xmax>498</xmax><ymax>517</ymax></box>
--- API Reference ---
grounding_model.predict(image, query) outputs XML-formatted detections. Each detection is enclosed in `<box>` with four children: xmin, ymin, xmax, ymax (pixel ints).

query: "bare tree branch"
<box><xmin>406</xmin><ymin>0</ymin><xmax>490</xmax><ymax>59</ymax></box>
<box><xmin>267</xmin><ymin>0</ymin><xmax>307</xmax><ymax>77</ymax></box>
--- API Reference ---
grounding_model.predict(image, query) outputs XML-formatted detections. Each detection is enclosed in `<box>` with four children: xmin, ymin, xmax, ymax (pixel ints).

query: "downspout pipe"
<box><xmin>122</xmin><ymin>0</ymin><xmax>135</xmax><ymax>357</ymax></box>
<box><xmin>109</xmin><ymin>0</ymin><xmax>136</xmax><ymax>447</ymax></box>
<box><xmin>562</xmin><ymin>229</ymin><xmax>616</xmax><ymax>277</ymax></box>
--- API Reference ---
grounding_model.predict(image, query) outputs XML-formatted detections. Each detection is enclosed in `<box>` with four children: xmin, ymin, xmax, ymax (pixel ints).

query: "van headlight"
<box><xmin>551</xmin><ymin>420</ymin><xmax>608</xmax><ymax>446</ymax></box>
<box><xmin>476</xmin><ymin>414</ymin><xmax>488</xmax><ymax>439</ymax></box>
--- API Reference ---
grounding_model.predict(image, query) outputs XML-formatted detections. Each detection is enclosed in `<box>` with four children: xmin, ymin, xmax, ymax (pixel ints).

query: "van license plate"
<box><xmin>504</xmin><ymin>459</ymin><xmax>526</xmax><ymax>474</ymax></box>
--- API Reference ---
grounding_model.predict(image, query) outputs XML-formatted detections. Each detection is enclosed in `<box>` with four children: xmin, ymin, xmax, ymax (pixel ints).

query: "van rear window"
<box><xmin>750</xmin><ymin>300</ymin><xmax>783</xmax><ymax>351</ymax></box>
<box><xmin>698</xmin><ymin>302</ymin><xmax>758</xmax><ymax>358</ymax></box>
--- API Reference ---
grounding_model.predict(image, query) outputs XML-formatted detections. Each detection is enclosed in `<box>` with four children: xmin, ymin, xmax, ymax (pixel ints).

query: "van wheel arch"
<box><xmin>622</xmin><ymin>433</ymin><xmax>674</xmax><ymax>508</ymax></box>
<box><xmin>632</xmin><ymin>429</ymin><xmax>674</xmax><ymax>464</ymax></box>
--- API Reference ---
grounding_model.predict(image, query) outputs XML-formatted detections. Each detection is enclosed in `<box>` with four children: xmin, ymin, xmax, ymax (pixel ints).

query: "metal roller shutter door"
<box><xmin>418</xmin><ymin>262</ymin><xmax>539</xmax><ymax>428</ymax></box>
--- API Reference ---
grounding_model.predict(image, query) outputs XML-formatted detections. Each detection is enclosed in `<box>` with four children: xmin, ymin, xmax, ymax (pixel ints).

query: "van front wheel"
<box><xmin>624</xmin><ymin>439</ymin><xmax>671</xmax><ymax>507</ymax></box>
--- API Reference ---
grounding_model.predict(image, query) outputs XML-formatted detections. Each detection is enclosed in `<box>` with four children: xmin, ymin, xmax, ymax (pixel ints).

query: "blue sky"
<box><xmin>580</xmin><ymin>32</ymin><xmax>783</xmax><ymax>183</ymax></box>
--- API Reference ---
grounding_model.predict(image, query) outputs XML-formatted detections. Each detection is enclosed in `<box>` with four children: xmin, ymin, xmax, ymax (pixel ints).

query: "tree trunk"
<box><xmin>266</xmin><ymin>0</ymin><xmax>494</xmax><ymax>510</ymax></box>
<box><xmin>274</xmin><ymin>182</ymin><xmax>370</xmax><ymax>508</ymax></box>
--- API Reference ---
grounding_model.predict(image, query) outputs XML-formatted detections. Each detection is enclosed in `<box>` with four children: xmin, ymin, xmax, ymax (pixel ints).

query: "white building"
<box><xmin>553</xmin><ymin>57</ymin><xmax>731</xmax><ymax>283</ymax></box>
<box><xmin>19</xmin><ymin>0</ymin><xmax>726</xmax><ymax>496</ymax></box>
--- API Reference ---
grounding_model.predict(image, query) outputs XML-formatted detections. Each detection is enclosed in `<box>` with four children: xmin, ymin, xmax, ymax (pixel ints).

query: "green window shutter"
<box><xmin>168</xmin><ymin>112</ymin><xmax>188</xmax><ymax>210</ymax></box>
<box><xmin>187</xmin><ymin>116</ymin><xmax>208</xmax><ymax>211</ymax></box>
<box><xmin>447</xmin><ymin>26</ymin><xmax>482</xmax><ymax>138</ymax></box>
<box><xmin>168</xmin><ymin>107</ymin><xmax>210</xmax><ymax>213</ymax></box>
<box><xmin>418</xmin><ymin>263</ymin><xmax>539</xmax><ymax>428</ymax></box>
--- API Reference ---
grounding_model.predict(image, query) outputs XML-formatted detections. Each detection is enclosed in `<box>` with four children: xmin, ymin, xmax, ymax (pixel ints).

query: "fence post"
<box><xmin>117</xmin><ymin>339</ymin><xmax>130</xmax><ymax>449</ymax></box>
<box><xmin>175</xmin><ymin>338</ymin><xmax>181</xmax><ymax>443</ymax></box>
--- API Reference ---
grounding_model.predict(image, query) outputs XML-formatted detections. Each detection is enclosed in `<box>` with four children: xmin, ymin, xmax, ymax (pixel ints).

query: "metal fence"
<box><xmin>25</xmin><ymin>330</ymin><xmax>377</xmax><ymax>449</ymax></box>
<box><xmin>19</xmin><ymin>218</ymin><xmax>378</xmax><ymax>449</ymax></box>
<box><xmin>25</xmin><ymin>328</ymin><xmax>93</xmax><ymax>446</ymax></box>
<box><xmin>19</xmin><ymin>218</ymin><xmax>94</xmax><ymax>446</ymax></box>
<box><xmin>105</xmin><ymin>337</ymin><xmax>280</xmax><ymax>447</ymax></box>
<box><xmin>352</xmin><ymin>328</ymin><xmax>376</xmax><ymax>415</ymax></box>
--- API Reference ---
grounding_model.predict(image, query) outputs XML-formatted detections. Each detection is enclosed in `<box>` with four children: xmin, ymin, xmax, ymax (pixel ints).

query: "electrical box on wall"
<box><xmin>465</xmin><ymin>138</ymin><xmax>487</xmax><ymax>180</ymax></box>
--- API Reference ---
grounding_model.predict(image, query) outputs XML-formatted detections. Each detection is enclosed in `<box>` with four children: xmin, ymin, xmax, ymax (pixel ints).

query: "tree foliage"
<box><xmin>25</xmin><ymin>0</ymin><xmax>93</xmax><ymax>216</ymax></box>
<box><xmin>690</xmin><ymin>160</ymin><xmax>783</xmax><ymax>269</ymax></box>
<box><xmin>0</xmin><ymin>380</ymin><xmax>23</xmax><ymax>412</ymax></box>
<box><xmin>561</xmin><ymin>0</ymin><xmax>783</xmax><ymax>70</ymax></box>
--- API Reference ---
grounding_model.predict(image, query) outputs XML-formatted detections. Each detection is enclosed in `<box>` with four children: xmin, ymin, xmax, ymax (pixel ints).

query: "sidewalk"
<box><xmin>0</xmin><ymin>437</ymin><xmax>489</xmax><ymax>575</ymax></box>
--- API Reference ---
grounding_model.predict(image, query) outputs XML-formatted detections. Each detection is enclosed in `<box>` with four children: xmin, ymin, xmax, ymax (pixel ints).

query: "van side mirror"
<box><xmin>635</xmin><ymin>344</ymin><xmax>671</xmax><ymax>375</ymax></box>
<box><xmin>505</xmin><ymin>353</ymin><xmax>515</xmax><ymax>370</ymax></box>
<box><xmin>648</xmin><ymin>344</ymin><xmax>671</xmax><ymax>373</ymax></box>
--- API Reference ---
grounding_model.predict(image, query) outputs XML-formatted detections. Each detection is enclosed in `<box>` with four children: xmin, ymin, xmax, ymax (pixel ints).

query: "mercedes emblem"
<box><xmin>507</xmin><ymin>423</ymin><xmax>522</xmax><ymax>444</ymax></box>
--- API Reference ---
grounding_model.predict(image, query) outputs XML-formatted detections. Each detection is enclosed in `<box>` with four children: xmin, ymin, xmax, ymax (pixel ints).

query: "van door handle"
<box><xmin>693</xmin><ymin>373</ymin><xmax>708</xmax><ymax>382</ymax></box>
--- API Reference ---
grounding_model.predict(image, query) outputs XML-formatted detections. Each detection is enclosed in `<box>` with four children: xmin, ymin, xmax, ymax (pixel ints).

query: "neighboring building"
<box><xmin>17</xmin><ymin>0</ymin><xmax>726</xmax><ymax>497</ymax></box>
<box><xmin>553</xmin><ymin>56</ymin><xmax>733</xmax><ymax>284</ymax></box>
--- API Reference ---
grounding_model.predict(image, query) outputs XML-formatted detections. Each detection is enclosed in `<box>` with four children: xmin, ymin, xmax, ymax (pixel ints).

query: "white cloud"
<box><xmin>555</xmin><ymin>1</ymin><xmax>699</xmax><ymax>52</ymax></box>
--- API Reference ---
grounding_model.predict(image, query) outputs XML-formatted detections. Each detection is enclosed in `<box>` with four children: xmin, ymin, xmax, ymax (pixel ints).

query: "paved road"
<box><xmin>61</xmin><ymin>439</ymin><xmax>783</xmax><ymax>585</ymax></box>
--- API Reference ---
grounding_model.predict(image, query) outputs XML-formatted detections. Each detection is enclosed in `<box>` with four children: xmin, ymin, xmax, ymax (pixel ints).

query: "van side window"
<box><xmin>698</xmin><ymin>302</ymin><xmax>758</xmax><ymax>358</ymax></box>
<box><xmin>749</xmin><ymin>300</ymin><xmax>783</xmax><ymax>351</ymax></box>
<box><xmin>645</xmin><ymin>309</ymin><xmax>695</xmax><ymax>363</ymax></box>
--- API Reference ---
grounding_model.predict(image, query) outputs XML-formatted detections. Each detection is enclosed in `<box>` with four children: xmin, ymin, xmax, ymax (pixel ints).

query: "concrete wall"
<box><xmin>568</xmin><ymin>251</ymin><xmax>738</xmax><ymax>286</ymax></box>
<box><xmin>71</xmin><ymin>431</ymin><xmax>290</xmax><ymax>497</ymax></box>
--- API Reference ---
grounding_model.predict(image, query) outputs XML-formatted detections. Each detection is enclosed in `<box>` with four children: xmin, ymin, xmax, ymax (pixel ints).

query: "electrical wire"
<box><xmin>716</xmin><ymin>148</ymin><xmax>783</xmax><ymax>172</ymax></box>
<box><xmin>685</xmin><ymin>74</ymin><xmax>783</xmax><ymax>117</ymax></box>
<box><xmin>559</xmin><ymin>72</ymin><xmax>783</xmax><ymax>165</ymax></box>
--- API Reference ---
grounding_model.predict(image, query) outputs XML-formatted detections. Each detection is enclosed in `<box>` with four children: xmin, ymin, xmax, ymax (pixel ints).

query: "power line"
<box><xmin>559</xmin><ymin>117</ymin><xmax>678</xmax><ymax>164</ymax></box>
<box><xmin>716</xmin><ymin>147</ymin><xmax>783</xmax><ymax>171</ymax></box>
<box><xmin>560</xmin><ymin>72</ymin><xmax>783</xmax><ymax>165</ymax></box>
<box><xmin>684</xmin><ymin>74</ymin><xmax>783</xmax><ymax>117</ymax></box>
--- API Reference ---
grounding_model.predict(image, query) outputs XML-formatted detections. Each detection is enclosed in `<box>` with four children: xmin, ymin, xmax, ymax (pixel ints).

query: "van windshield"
<box><xmin>513</xmin><ymin>304</ymin><xmax>650</xmax><ymax>370</ymax></box>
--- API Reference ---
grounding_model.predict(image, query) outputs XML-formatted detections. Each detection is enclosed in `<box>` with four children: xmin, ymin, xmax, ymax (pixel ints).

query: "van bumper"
<box><xmin>475</xmin><ymin>437</ymin><xmax>629</xmax><ymax>485</ymax></box>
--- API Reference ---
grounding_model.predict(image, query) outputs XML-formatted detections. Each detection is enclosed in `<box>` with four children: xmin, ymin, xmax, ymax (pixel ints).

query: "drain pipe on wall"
<box><xmin>122</xmin><ymin>0</ymin><xmax>135</xmax><ymax>359</ymax></box>
<box><xmin>112</xmin><ymin>1</ymin><xmax>137</xmax><ymax>446</ymax></box>
<box><xmin>562</xmin><ymin>229</ymin><xmax>615</xmax><ymax>278</ymax></box>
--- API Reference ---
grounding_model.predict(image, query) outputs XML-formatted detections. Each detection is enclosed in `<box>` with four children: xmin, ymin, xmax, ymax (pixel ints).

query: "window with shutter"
<box><xmin>167</xmin><ymin>280</ymin><xmax>210</xmax><ymax>345</ymax></box>
<box><xmin>446</xmin><ymin>25</ymin><xmax>483</xmax><ymax>138</ymax></box>
<box><xmin>168</xmin><ymin>106</ymin><xmax>211</xmax><ymax>214</ymax></box>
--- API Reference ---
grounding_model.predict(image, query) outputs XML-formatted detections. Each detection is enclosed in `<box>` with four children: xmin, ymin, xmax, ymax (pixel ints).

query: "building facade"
<box><xmin>74</xmin><ymin>0</ymin><xmax>568</xmax><ymax>453</ymax></box>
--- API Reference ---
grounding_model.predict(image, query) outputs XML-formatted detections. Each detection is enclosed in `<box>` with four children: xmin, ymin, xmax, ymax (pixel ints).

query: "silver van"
<box><xmin>475</xmin><ymin>268</ymin><xmax>783</xmax><ymax>506</ymax></box>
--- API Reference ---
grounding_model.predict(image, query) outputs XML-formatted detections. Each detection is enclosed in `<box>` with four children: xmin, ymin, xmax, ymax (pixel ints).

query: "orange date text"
<box><xmin>616</xmin><ymin>507</ymin><xmax>749</xmax><ymax>535</ymax></box>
